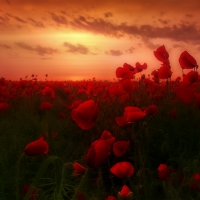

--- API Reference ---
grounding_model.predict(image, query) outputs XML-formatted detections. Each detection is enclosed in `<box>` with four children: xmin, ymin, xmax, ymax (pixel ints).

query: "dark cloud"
<box><xmin>70</xmin><ymin>15</ymin><xmax>123</xmax><ymax>37</ymax></box>
<box><xmin>64</xmin><ymin>42</ymin><xmax>90</xmax><ymax>54</ymax></box>
<box><xmin>104</xmin><ymin>12</ymin><xmax>113</xmax><ymax>18</ymax></box>
<box><xmin>105</xmin><ymin>49</ymin><xmax>123</xmax><ymax>56</ymax></box>
<box><xmin>125</xmin><ymin>47</ymin><xmax>134</xmax><ymax>54</ymax></box>
<box><xmin>0</xmin><ymin>15</ymin><xmax>9</xmax><ymax>23</ymax></box>
<box><xmin>67</xmin><ymin>15</ymin><xmax>200</xmax><ymax>45</ymax></box>
<box><xmin>50</xmin><ymin>12</ymin><xmax>68</xmax><ymax>25</ymax></box>
<box><xmin>158</xmin><ymin>18</ymin><xmax>169</xmax><ymax>25</ymax></box>
<box><xmin>6</xmin><ymin>13</ymin><xmax>27</xmax><ymax>23</ymax></box>
<box><xmin>15</xmin><ymin>42</ymin><xmax>58</xmax><ymax>56</ymax></box>
<box><xmin>27</xmin><ymin>18</ymin><xmax>45</xmax><ymax>28</ymax></box>
<box><xmin>0</xmin><ymin>43</ymin><xmax>11</xmax><ymax>49</ymax></box>
<box><xmin>185</xmin><ymin>14</ymin><xmax>193</xmax><ymax>18</ymax></box>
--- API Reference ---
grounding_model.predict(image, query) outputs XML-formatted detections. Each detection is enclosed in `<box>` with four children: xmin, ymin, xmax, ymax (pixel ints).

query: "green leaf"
<box><xmin>23</xmin><ymin>155</ymin><xmax>62</xmax><ymax>200</ymax></box>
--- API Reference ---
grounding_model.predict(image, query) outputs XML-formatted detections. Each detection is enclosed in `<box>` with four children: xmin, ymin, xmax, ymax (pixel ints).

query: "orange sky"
<box><xmin>1</xmin><ymin>0</ymin><xmax>200</xmax><ymax>81</ymax></box>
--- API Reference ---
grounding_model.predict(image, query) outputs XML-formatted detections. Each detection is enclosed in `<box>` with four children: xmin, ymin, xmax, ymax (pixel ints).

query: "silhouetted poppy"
<box><xmin>157</xmin><ymin>64</ymin><xmax>172</xmax><ymax>79</ymax></box>
<box><xmin>154</xmin><ymin>45</ymin><xmax>169</xmax><ymax>63</ymax></box>
<box><xmin>113</xmin><ymin>140</ymin><xmax>130</xmax><ymax>157</ymax></box>
<box><xmin>158</xmin><ymin>164</ymin><xmax>170</xmax><ymax>181</ymax></box>
<box><xmin>135</xmin><ymin>62</ymin><xmax>147</xmax><ymax>72</ymax></box>
<box><xmin>71</xmin><ymin>99</ymin><xmax>98</xmax><ymax>130</ymax></box>
<box><xmin>123</xmin><ymin>63</ymin><xmax>135</xmax><ymax>71</ymax></box>
<box><xmin>110</xmin><ymin>161</ymin><xmax>134</xmax><ymax>178</ymax></box>
<box><xmin>24</xmin><ymin>136</ymin><xmax>49</xmax><ymax>156</ymax></box>
<box><xmin>179</xmin><ymin>51</ymin><xmax>198</xmax><ymax>69</ymax></box>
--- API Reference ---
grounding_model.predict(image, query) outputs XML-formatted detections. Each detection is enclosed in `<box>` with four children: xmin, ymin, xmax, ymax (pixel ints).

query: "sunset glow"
<box><xmin>1</xmin><ymin>0</ymin><xmax>200</xmax><ymax>81</ymax></box>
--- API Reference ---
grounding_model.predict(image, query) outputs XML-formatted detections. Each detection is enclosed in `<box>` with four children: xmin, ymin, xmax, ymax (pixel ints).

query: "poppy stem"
<box><xmin>16</xmin><ymin>153</ymin><xmax>25</xmax><ymax>200</ymax></box>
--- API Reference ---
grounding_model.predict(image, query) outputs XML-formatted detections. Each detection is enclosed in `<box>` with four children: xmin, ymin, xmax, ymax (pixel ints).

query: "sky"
<box><xmin>0</xmin><ymin>0</ymin><xmax>200</xmax><ymax>81</ymax></box>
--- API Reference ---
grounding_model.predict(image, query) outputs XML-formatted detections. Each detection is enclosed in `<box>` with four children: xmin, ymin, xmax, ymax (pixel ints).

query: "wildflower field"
<box><xmin>1</xmin><ymin>45</ymin><xmax>200</xmax><ymax>200</ymax></box>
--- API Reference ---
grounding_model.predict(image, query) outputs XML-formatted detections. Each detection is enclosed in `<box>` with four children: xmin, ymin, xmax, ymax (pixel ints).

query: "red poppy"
<box><xmin>113</xmin><ymin>140</ymin><xmax>130</xmax><ymax>157</ymax></box>
<box><xmin>110</xmin><ymin>161</ymin><xmax>134</xmax><ymax>178</ymax></box>
<box><xmin>40</xmin><ymin>102</ymin><xmax>53</xmax><ymax>110</ymax></box>
<box><xmin>86</xmin><ymin>131</ymin><xmax>115</xmax><ymax>168</ymax></box>
<box><xmin>42</xmin><ymin>87</ymin><xmax>53</xmax><ymax>96</ymax></box>
<box><xmin>71</xmin><ymin>99</ymin><xmax>98</xmax><ymax>130</ymax></box>
<box><xmin>158</xmin><ymin>164</ymin><xmax>170</xmax><ymax>181</ymax></box>
<box><xmin>174</xmin><ymin>86</ymin><xmax>194</xmax><ymax>104</ymax></box>
<box><xmin>118</xmin><ymin>185</ymin><xmax>133</xmax><ymax>199</ymax></box>
<box><xmin>23</xmin><ymin>184</ymin><xmax>38</xmax><ymax>200</ymax></box>
<box><xmin>144</xmin><ymin>105</ymin><xmax>158</xmax><ymax>115</ymax></box>
<box><xmin>24</xmin><ymin>136</ymin><xmax>49</xmax><ymax>156</ymax></box>
<box><xmin>116</xmin><ymin>65</ymin><xmax>135</xmax><ymax>80</ymax></box>
<box><xmin>0</xmin><ymin>77</ymin><xmax>5</xmax><ymax>86</ymax></box>
<box><xmin>169</xmin><ymin>109</ymin><xmax>177</xmax><ymax>119</ymax></box>
<box><xmin>77</xmin><ymin>191</ymin><xmax>86</xmax><ymax>200</ymax></box>
<box><xmin>72</xmin><ymin>162</ymin><xmax>86</xmax><ymax>176</ymax></box>
<box><xmin>0</xmin><ymin>102</ymin><xmax>9</xmax><ymax>112</ymax></box>
<box><xmin>119</xmin><ymin>79</ymin><xmax>134</xmax><ymax>93</ymax></box>
<box><xmin>123</xmin><ymin>106</ymin><xmax>146</xmax><ymax>123</ymax></box>
<box><xmin>58</xmin><ymin>112</ymin><xmax>65</xmax><ymax>119</ymax></box>
<box><xmin>182</xmin><ymin>71</ymin><xmax>198</xmax><ymax>85</ymax></box>
<box><xmin>189</xmin><ymin>173</ymin><xmax>200</xmax><ymax>191</ymax></box>
<box><xmin>123</xmin><ymin>63</ymin><xmax>135</xmax><ymax>71</ymax></box>
<box><xmin>179</xmin><ymin>51</ymin><xmax>198</xmax><ymax>69</ymax></box>
<box><xmin>135</xmin><ymin>62</ymin><xmax>147</xmax><ymax>72</ymax></box>
<box><xmin>116</xmin><ymin>106</ymin><xmax>146</xmax><ymax>126</ymax></box>
<box><xmin>157</xmin><ymin>64</ymin><xmax>172</xmax><ymax>79</ymax></box>
<box><xmin>105</xmin><ymin>195</ymin><xmax>116</xmax><ymax>200</ymax></box>
<box><xmin>154</xmin><ymin>45</ymin><xmax>169</xmax><ymax>63</ymax></box>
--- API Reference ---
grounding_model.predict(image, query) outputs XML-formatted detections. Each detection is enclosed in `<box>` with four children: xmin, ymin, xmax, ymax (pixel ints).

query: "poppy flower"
<box><xmin>110</xmin><ymin>161</ymin><xmax>134</xmax><ymax>178</ymax></box>
<box><xmin>123</xmin><ymin>63</ymin><xmax>135</xmax><ymax>71</ymax></box>
<box><xmin>23</xmin><ymin>184</ymin><xmax>38</xmax><ymax>200</ymax></box>
<box><xmin>116</xmin><ymin>106</ymin><xmax>146</xmax><ymax>126</ymax></box>
<box><xmin>157</xmin><ymin>64</ymin><xmax>172</xmax><ymax>79</ymax></box>
<box><xmin>118</xmin><ymin>185</ymin><xmax>133</xmax><ymax>200</ymax></box>
<box><xmin>71</xmin><ymin>99</ymin><xmax>98</xmax><ymax>130</ymax></box>
<box><xmin>144</xmin><ymin>105</ymin><xmax>158</xmax><ymax>115</ymax></box>
<box><xmin>58</xmin><ymin>112</ymin><xmax>65</xmax><ymax>119</ymax></box>
<box><xmin>154</xmin><ymin>45</ymin><xmax>169</xmax><ymax>64</ymax></box>
<box><xmin>124</xmin><ymin>106</ymin><xmax>146</xmax><ymax>123</ymax></box>
<box><xmin>105</xmin><ymin>196</ymin><xmax>116</xmax><ymax>200</ymax></box>
<box><xmin>86</xmin><ymin>130</ymin><xmax>115</xmax><ymax>168</ymax></box>
<box><xmin>0</xmin><ymin>77</ymin><xmax>5</xmax><ymax>86</ymax></box>
<box><xmin>158</xmin><ymin>164</ymin><xmax>170</xmax><ymax>181</ymax></box>
<box><xmin>189</xmin><ymin>173</ymin><xmax>200</xmax><ymax>191</ymax></box>
<box><xmin>169</xmin><ymin>109</ymin><xmax>177</xmax><ymax>119</ymax></box>
<box><xmin>135</xmin><ymin>62</ymin><xmax>147</xmax><ymax>72</ymax></box>
<box><xmin>179</xmin><ymin>51</ymin><xmax>198</xmax><ymax>69</ymax></box>
<box><xmin>113</xmin><ymin>140</ymin><xmax>130</xmax><ymax>157</ymax></box>
<box><xmin>24</xmin><ymin>136</ymin><xmax>49</xmax><ymax>156</ymax></box>
<box><xmin>116</xmin><ymin>65</ymin><xmax>135</xmax><ymax>80</ymax></box>
<box><xmin>40</xmin><ymin>102</ymin><xmax>53</xmax><ymax>110</ymax></box>
<box><xmin>72</xmin><ymin>162</ymin><xmax>86</xmax><ymax>176</ymax></box>
<box><xmin>182</xmin><ymin>70</ymin><xmax>198</xmax><ymax>85</ymax></box>
<box><xmin>0</xmin><ymin>102</ymin><xmax>9</xmax><ymax>112</ymax></box>
<box><xmin>42</xmin><ymin>87</ymin><xmax>53</xmax><ymax>96</ymax></box>
<box><xmin>77</xmin><ymin>191</ymin><xmax>86</xmax><ymax>200</ymax></box>
<box><xmin>119</xmin><ymin>79</ymin><xmax>134</xmax><ymax>93</ymax></box>
<box><xmin>174</xmin><ymin>86</ymin><xmax>194</xmax><ymax>104</ymax></box>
